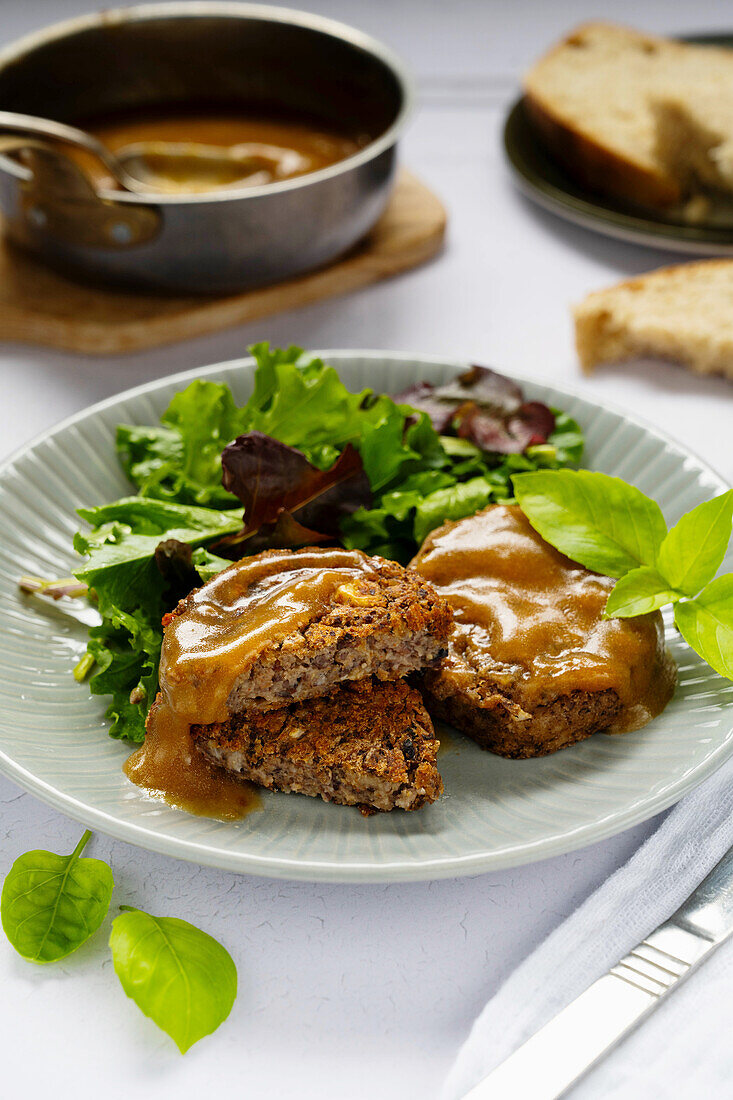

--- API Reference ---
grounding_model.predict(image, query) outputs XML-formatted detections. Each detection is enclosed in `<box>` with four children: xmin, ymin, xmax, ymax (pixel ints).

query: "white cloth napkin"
<box><xmin>442</xmin><ymin>755</ymin><xmax>733</xmax><ymax>1100</ymax></box>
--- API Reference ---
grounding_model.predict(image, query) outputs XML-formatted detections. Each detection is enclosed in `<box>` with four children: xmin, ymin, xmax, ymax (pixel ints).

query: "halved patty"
<box><xmin>163</xmin><ymin>547</ymin><xmax>453</xmax><ymax>717</ymax></box>
<box><xmin>192</xmin><ymin>678</ymin><xmax>443</xmax><ymax>813</ymax></box>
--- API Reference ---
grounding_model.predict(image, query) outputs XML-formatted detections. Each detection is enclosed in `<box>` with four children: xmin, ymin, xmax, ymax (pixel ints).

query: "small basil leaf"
<box><xmin>1</xmin><ymin>831</ymin><xmax>113</xmax><ymax>963</ymax></box>
<box><xmin>656</xmin><ymin>490</ymin><xmax>733</xmax><ymax>597</ymax></box>
<box><xmin>674</xmin><ymin>576</ymin><xmax>733</xmax><ymax>680</ymax></box>
<box><xmin>604</xmin><ymin>567</ymin><xmax>683</xmax><ymax>618</ymax></box>
<box><xmin>513</xmin><ymin>469</ymin><xmax>667</xmax><ymax>578</ymax></box>
<box><xmin>110</xmin><ymin>907</ymin><xmax>237</xmax><ymax>1053</ymax></box>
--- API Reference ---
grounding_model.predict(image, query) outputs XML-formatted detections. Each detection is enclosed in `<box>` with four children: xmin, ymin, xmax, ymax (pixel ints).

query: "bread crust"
<box><xmin>573</xmin><ymin>258</ymin><xmax>733</xmax><ymax>378</ymax></box>
<box><xmin>523</xmin><ymin>92</ymin><xmax>681</xmax><ymax>208</ymax></box>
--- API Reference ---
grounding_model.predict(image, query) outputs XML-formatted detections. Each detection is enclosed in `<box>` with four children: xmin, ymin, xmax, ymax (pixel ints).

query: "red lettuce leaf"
<box><xmin>394</xmin><ymin>365</ymin><xmax>555</xmax><ymax>454</ymax></box>
<box><xmin>154</xmin><ymin>538</ymin><xmax>201</xmax><ymax>606</ymax></box>
<box><xmin>434</xmin><ymin>365</ymin><xmax>524</xmax><ymax>413</ymax></box>
<box><xmin>215</xmin><ymin>431</ymin><xmax>372</xmax><ymax>551</ymax></box>
<box><xmin>392</xmin><ymin>381</ymin><xmax>456</xmax><ymax>433</ymax></box>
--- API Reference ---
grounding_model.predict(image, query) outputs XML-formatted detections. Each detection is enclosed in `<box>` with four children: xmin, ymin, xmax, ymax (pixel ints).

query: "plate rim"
<box><xmin>1</xmin><ymin>349</ymin><xmax>731</xmax><ymax>883</ymax></box>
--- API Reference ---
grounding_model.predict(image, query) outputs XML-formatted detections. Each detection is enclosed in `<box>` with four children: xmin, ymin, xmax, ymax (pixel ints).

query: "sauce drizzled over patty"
<box><xmin>125</xmin><ymin>549</ymin><xmax>377</xmax><ymax>818</ymax></box>
<box><xmin>413</xmin><ymin>505</ymin><xmax>675</xmax><ymax>733</ymax></box>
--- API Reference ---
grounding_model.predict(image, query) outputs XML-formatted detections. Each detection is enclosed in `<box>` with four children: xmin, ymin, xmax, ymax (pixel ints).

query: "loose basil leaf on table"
<box><xmin>1</xmin><ymin>831</ymin><xmax>114</xmax><ymax>963</ymax></box>
<box><xmin>513</xmin><ymin>469</ymin><xmax>667</xmax><ymax>578</ymax></box>
<box><xmin>656</xmin><ymin>490</ymin><xmax>733</xmax><ymax>597</ymax></box>
<box><xmin>110</xmin><ymin>907</ymin><xmax>237</xmax><ymax>1053</ymax></box>
<box><xmin>603</xmin><ymin>566</ymin><xmax>683</xmax><ymax>619</ymax></box>
<box><xmin>674</xmin><ymin>575</ymin><xmax>733</xmax><ymax>681</ymax></box>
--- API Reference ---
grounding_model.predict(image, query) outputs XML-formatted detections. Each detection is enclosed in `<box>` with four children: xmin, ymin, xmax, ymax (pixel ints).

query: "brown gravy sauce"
<box><xmin>124</xmin><ymin>704</ymin><xmax>262</xmax><ymax>821</ymax></box>
<box><xmin>125</xmin><ymin>548</ymin><xmax>373</xmax><ymax>818</ymax></box>
<box><xmin>73</xmin><ymin>109</ymin><xmax>364</xmax><ymax>193</ymax></box>
<box><xmin>414</xmin><ymin>505</ymin><xmax>676</xmax><ymax>732</ymax></box>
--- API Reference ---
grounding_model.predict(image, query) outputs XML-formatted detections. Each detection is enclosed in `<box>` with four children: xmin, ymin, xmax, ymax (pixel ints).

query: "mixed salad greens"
<box><xmin>33</xmin><ymin>344</ymin><xmax>583</xmax><ymax>744</ymax></box>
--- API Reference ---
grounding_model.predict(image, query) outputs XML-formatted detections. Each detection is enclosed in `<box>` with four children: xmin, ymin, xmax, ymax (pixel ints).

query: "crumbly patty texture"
<box><xmin>192</xmin><ymin>678</ymin><xmax>443</xmax><ymax>813</ymax></box>
<box><xmin>420</xmin><ymin>674</ymin><xmax>622</xmax><ymax>759</ymax></box>
<box><xmin>169</xmin><ymin>550</ymin><xmax>453</xmax><ymax>712</ymax></box>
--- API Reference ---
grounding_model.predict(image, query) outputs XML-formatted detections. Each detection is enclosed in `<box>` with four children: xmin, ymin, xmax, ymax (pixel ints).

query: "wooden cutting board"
<box><xmin>0</xmin><ymin>170</ymin><xmax>445</xmax><ymax>355</ymax></box>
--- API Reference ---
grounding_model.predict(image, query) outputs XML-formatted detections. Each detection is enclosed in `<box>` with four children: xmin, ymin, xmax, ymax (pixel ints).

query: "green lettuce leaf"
<box><xmin>74</xmin><ymin>499</ymin><xmax>242</xmax><ymax>740</ymax></box>
<box><xmin>117</xmin><ymin>381</ymin><xmax>245</xmax><ymax>508</ymax></box>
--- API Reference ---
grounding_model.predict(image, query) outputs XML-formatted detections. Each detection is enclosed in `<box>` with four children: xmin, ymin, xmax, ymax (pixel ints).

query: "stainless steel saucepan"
<box><xmin>0</xmin><ymin>2</ymin><xmax>412</xmax><ymax>294</ymax></box>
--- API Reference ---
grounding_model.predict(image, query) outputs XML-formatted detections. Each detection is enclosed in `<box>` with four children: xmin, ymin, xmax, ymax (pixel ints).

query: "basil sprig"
<box><xmin>2</xmin><ymin>832</ymin><xmax>237</xmax><ymax>1052</ymax></box>
<box><xmin>514</xmin><ymin>470</ymin><xmax>733</xmax><ymax>680</ymax></box>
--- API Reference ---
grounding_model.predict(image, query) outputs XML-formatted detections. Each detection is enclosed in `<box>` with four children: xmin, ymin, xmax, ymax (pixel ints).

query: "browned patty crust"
<box><xmin>422</xmin><ymin>677</ymin><xmax>623</xmax><ymax>759</ymax></box>
<box><xmin>166</xmin><ymin>549</ymin><xmax>453</xmax><ymax>712</ymax></box>
<box><xmin>192</xmin><ymin>677</ymin><xmax>443</xmax><ymax>813</ymax></box>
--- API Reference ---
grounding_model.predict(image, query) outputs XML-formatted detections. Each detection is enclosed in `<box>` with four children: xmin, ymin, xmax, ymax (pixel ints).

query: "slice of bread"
<box><xmin>653</xmin><ymin>92</ymin><xmax>733</xmax><ymax>196</ymax></box>
<box><xmin>574</xmin><ymin>260</ymin><xmax>733</xmax><ymax>380</ymax></box>
<box><xmin>524</xmin><ymin>22</ymin><xmax>733</xmax><ymax>208</ymax></box>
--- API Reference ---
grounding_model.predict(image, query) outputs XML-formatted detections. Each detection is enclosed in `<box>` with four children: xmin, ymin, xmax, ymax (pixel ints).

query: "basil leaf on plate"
<box><xmin>1</xmin><ymin>831</ymin><xmax>113</xmax><ymax>963</ymax></box>
<box><xmin>674</xmin><ymin>575</ymin><xmax>733</xmax><ymax>680</ymax></box>
<box><xmin>604</xmin><ymin>567</ymin><xmax>683</xmax><ymax>619</ymax></box>
<box><xmin>110</xmin><ymin>907</ymin><xmax>237</xmax><ymax>1053</ymax></box>
<box><xmin>656</xmin><ymin>490</ymin><xmax>733</xmax><ymax>597</ymax></box>
<box><xmin>513</xmin><ymin>469</ymin><xmax>667</xmax><ymax>577</ymax></box>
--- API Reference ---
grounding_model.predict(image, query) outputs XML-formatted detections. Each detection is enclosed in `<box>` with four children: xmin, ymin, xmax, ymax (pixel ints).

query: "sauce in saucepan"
<box><xmin>74</xmin><ymin>109</ymin><xmax>366</xmax><ymax>193</ymax></box>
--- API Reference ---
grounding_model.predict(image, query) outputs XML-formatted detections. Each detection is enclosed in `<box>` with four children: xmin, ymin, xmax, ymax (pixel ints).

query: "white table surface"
<box><xmin>2</xmin><ymin>2</ymin><xmax>732</xmax><ymax>1097</ymax></box>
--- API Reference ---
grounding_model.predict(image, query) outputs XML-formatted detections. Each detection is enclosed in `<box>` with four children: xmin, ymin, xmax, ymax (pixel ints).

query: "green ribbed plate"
<box><xmin>1</xmin><ymin>352</ymin><xmax>731</xmax><ymax>881</ymax></box>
